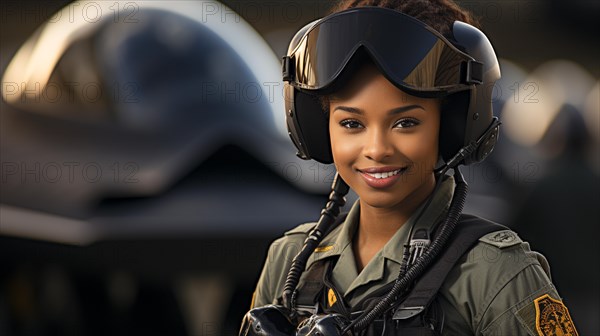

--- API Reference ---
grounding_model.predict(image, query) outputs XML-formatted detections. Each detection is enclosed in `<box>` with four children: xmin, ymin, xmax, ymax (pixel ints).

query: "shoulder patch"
<box><xmin>534</xmin><ymin>294</ymin><xmax>579</xmax><ymax>336</ymax></box>
<box><xmin>479</xmin><ymin>229</ymin><xmax>522</xmax><ymax>248</ymax></box>
<box><xmin>284</xmin><ymin>222</ymin><xmax>317</xmax><ymax>236</ymax></box>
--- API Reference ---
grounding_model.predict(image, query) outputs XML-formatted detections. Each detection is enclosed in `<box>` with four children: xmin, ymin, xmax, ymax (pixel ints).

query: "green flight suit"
<box><xmin>251</xmin><ymin>176</ymin><xmax>579</xmax><ymax>335</ymax></box>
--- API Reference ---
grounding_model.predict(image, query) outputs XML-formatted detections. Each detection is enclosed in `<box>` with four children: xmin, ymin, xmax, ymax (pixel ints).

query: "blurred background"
<box><xmin>0</xmin><ymin>1</ymin><xmax>598</xmax><ymax>335</ymax></box>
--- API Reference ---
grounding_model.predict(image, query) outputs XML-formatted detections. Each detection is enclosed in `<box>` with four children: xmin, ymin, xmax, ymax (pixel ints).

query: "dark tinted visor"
<box><xmin>287</xmin><ymin>7</ymin><xmax>477</xmax><ymax>95</ymax></box>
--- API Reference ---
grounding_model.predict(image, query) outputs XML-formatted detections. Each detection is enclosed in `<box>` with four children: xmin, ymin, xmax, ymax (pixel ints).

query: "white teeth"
<box><xmin>366</xmin><ymin>169</ymin><xmax>403</xmax><ymax>179</ymax></box>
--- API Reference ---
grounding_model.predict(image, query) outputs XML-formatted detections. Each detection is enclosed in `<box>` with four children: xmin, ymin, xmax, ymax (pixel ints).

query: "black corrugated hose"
<box><xmin>282</xmin><ymin>173</ymin><xmax>350</xmax><ymax>310</ymax></box>
<box><xmin>346</xmin><ymin>167</ymin><xmax>468</xmax><ymax>333</ymax></box>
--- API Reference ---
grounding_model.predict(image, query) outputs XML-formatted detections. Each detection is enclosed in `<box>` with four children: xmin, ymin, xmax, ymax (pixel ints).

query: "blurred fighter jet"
<box><xmin>0</xmin><ymin>1</ymin><xmax>339</xmax><ymax>335</ymax></box>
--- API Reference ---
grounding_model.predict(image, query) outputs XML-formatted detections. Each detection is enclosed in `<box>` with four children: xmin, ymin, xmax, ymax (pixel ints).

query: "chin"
<box><xmin>358</xmin><ymin>192</ymin><xmax>409</xmax><ymax>210</ymax></box>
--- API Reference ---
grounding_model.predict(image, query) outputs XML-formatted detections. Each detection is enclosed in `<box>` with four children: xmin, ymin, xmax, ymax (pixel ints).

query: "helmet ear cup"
<box><xmin>284</xmin><ymin>49</ymin><xmax>372</xmax><ymax>164</ymax></box>
<box><xmin>439</xmin><ymin>91</ymin><xmax>468</xmax><ymax>163</ymax></box>
<box><xmin>471</xmin><ymin>118</ymin><xmax>500</xmax><ymax>164</ymax></box>
<box><xmin>449</xmin><ymin>21</ymin><xmax>501</xmax><ymax>166</ymax></box>
<box><xmin>439</xmin><ymin>91</ymin><xmax>500</xmax><ymax>165</ymax></box>
<box><xmin>285</xmin><ymin>84</ymin><xmax>333</xmax><ymax>163</ymax></box>
<box><xmin>440</xmin><ymin>92</ymin><xmax>500</xmax><ymax>166</ymax></box>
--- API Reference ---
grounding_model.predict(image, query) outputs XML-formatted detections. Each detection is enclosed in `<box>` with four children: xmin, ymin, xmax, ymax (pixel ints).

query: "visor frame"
<box><xmin>285</xmin><ymin>6</ymin><xmax>480</xmax><ymax>97</ymax></box>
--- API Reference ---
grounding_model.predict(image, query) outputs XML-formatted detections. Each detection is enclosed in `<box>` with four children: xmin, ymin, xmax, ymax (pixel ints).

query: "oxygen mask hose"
<box><xmin>282</xmin><ymin>173</ymin><xmax>350</xmax><ymax>310</ymax></box>
<box><xmin>345</xmin><ymin>167</ymin><xmax>468</xmax><ymax>333</ymax></box>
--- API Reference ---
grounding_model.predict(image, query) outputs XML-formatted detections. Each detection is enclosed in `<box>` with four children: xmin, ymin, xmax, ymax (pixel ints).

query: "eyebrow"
<box><xmin>332</xmin><ymin>104</ymin><xmax>425</xmax><ymax>116</ymax></box>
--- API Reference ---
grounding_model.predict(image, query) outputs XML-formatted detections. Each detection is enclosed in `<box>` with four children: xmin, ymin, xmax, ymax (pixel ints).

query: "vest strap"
<box><xmin>293</xmin><ymin>213</ymin><xmax>508</xmax><ymax>334</ymax></box>
<box><xmin>393</xmin><ymin>214</ymin><xmax>507</xmax><ymax>319</ymax></box>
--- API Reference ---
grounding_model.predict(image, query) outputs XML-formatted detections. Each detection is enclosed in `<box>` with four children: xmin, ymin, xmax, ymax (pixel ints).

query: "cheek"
<box><xmin>401</xmin><ymin>123</ymin><xmax>440</xmax><ymax>164</ymax></box>
<box><xmin>329</xmin><ymin>123</ymin><xmax>354</xmax><ymax>165</ymax></box>
<box><xmin>422</xmin><ymin>123</ymin><xmax>441</xmax><ymax>163</ymax></box>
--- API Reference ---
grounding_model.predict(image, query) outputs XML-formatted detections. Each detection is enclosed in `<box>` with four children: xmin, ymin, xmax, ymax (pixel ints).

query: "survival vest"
<box><xmin>292</xmin><ymin>214</ymin><xmax>507</xmax><ymax>335</ymax></box>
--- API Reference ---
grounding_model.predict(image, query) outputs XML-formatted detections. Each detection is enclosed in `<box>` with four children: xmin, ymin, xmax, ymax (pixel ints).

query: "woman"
<box><xmin>241</xmin><ymin>1</ymin><xmax>578</xmax><ymax>335</ymax></box>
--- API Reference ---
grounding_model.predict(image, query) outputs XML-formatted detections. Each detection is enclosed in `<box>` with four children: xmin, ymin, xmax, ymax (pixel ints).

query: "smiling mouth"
<box><xmin>358</xmin><ymin>167</ymin><xmax>409</xmax><ymax>179</ymax></box>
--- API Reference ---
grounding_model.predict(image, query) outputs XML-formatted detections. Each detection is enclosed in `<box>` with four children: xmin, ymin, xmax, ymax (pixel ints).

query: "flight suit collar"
<box><xmin>305</xmin><ymin>198</ymin><xmax>361</xmax><ymax>268</ymax></box>
<box><xmin>381</xmin><ymin>175</ymin><xmax>455</xmax><ymax>264</ymax></box>
<box><xmin>306</xmin><ymin>175</ymin><xmax>455</xmax><ymax>298</ymax></box>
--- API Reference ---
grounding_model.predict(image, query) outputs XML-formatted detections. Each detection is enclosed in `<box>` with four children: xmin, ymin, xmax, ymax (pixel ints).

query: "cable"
<box><xmin>282</xmin><ymin>173</ymin><xmax>350</xmax><ymax>310</ymax></box>
<box><xmin>406</xmin><ymin>169</ymin><xmax>446</xmax><ymax>250</ymax></box>
<box><xmin>344</xmin><ymin>167</ymin><xmax>468</xmax><ymax>333</ymax></box>
<box><xmin>398</xmin><ymin>170</ymin><xmax>446</xmax><ymax>281</ymax></box>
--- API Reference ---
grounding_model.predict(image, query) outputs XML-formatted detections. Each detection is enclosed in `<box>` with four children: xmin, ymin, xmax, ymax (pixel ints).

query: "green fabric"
<box><xmin>312</xmin><ymin>174</ymin><xmax>454</xmax><ymax>302</ymax></box>
<box><xmin>250</xmin><ymin>176</ymin><xmax>574</xmax><ymax>334</ymax></box>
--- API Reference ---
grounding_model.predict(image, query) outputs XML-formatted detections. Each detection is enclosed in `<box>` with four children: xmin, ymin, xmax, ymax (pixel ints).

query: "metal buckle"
<box><xmin>464</xmin><ymin>60</ymin><xmax>483</xmax><ymax>85</ymax></box>
<box><xmin>392</xmin><ymin>306</ymin><xmax>426</xmax><ymax>320</ymax></box>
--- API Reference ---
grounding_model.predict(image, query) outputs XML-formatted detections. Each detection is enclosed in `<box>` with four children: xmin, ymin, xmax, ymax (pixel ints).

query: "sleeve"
<box><xmin>440</xmin><ymin>231</ymin><xmax>580</xmax><ymax>336</ymax></box>
<box><xmin>478</xmin><ymin>251</ymin><xmax>579</xmax><ymax>335</ymax></box>
<box><xmin>250</xmin><ymin>227</ymin><xmax>311</xmax><ymax>309</ymax></box>
<box><xmin>251</xmin><ymin>242</ymin><xmax>277</xmax><ymax>309</ymax></box>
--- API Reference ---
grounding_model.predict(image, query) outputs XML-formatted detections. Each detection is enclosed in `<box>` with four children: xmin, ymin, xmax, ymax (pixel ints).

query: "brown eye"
<box><xmin>393</xmin><ymin>118</ymin><xmax>420</xmax><ymax>128</ymax></box>
<box><xmin>340</xmin><ymin>119</ymin><xmax>363</xmax><ymax>129</ymax></box>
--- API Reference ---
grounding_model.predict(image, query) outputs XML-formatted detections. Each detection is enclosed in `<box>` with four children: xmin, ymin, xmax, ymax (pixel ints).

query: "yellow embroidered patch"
<box><xmin>315</xmin><ymin>245</ymin><xmax>334</xmax><ymax>253</ymax></box>
<box><xmin>327</xmin><ymin>288</ymin><xmax>337</xmax><ymax>307</ymax></box>
<box><xmin>534</xmin><ymin>294</ymin><xmax>578</xmax><ymax>336</ymax></box>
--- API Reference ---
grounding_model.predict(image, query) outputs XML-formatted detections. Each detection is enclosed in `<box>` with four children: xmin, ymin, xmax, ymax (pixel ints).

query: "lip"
<box><xmin>358</xmin><ymin>166</ymin><xmax>405</xmax><ymax>174</ymax></box>
<box><xmin>357</xmin><ymin>166</ymin><xmax>408</xmax><ymax>189</ymax></box>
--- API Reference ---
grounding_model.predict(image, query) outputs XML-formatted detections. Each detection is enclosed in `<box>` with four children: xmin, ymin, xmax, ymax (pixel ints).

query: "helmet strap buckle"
<box><xmin>463</xmin><ymin>60</ymin><xmax>483</xmax><ymax>85</ymax></box>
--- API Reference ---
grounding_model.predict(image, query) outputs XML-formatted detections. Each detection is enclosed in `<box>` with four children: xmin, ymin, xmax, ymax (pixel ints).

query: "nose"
<box><xmin>362</xmin><ymin>128</ymin><xmax>394</xmax><ymax>162</ymax></box>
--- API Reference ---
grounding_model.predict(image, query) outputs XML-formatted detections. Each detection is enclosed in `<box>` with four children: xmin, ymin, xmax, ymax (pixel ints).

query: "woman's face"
<box><xmin>328</xmin><ymin>64</ymin><xmax>441</xmax><ymax>210</ymax></box>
